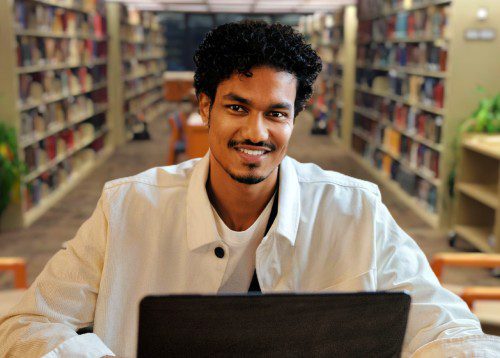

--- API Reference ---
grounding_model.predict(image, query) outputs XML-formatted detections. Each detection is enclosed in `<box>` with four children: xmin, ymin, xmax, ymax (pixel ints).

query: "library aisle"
<box><xmin>1</xmin><ymin>111</ymin><xmax>498</xmax><ymax>291</ymax></box>
<box><xmin>1</xmin><ymin>0</ymin><xmax>500</xmax><ymax>353</ymax></box>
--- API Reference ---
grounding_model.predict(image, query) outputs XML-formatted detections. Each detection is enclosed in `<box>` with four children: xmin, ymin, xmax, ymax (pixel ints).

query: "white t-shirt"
<box><xmin>212</xmin><ymin>195</ymin><xmax>275</xmax><ymax>293</ymax></box>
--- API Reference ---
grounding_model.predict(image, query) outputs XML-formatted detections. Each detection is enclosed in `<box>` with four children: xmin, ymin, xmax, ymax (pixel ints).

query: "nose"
<box><xmin>242</xmin><ymin>112</ymin><xmax>269</xmax><ymax>144</ymax></box>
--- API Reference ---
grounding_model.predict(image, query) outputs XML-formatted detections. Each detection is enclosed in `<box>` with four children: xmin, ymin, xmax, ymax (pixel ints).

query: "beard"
<box><xmin>228</xmin><ymin>167</ymin><xmax>267</xmax><ymax>184</ymax></box>
<box><xmin>213</xmin><ymin>153</ymin><xmax>272</xmax><ymax>185</ymax></box>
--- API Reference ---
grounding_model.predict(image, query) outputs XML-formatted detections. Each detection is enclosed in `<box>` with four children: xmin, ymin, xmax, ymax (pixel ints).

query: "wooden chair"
<box><xmin>430</xmin><ymin>253</ymin><xmax>500</xmax><ymax>325</ymax></box>
<box><xmin>185</xmin><ymin>124</ymin><xmax>209</xmax><ymax>159</ymax></box>
<box><xmin>0</xmin><ymin>257</ymin><xmax>28</xmax><ymax>315</ymax></box>
<box><xmin>167</xmin><ymin>112</ymin><xmax>186</xmax><ymax>165</ymax></box>
<box><xmin>0</xmin><ymin>257</ymin><xmax>27</xmax><ymax>289</ymax></box>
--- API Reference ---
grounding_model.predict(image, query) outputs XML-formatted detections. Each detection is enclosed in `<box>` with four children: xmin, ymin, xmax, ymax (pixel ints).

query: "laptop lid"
<box><xmin>138</xmin><ymin>292</ymin><xmax>411</xmax><ymax>357</ymax></box>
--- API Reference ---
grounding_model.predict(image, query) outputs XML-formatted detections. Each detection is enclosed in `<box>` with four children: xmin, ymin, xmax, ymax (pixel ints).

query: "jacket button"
<box><xmin>214</xmin><ymin>247</ymin><xmax>225</xmax><ymax>258</ymax></box>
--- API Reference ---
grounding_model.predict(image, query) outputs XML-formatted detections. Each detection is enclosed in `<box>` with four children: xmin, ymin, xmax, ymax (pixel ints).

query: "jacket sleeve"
<box><xmin>0</xmin><ymin>193</ymin><xmax>115</xmax><ymax>357</ymax></box>
<box><xmin>373</xmin><ymin>197</ymin><xmax>500</xmax><ymax>357</ymax></box>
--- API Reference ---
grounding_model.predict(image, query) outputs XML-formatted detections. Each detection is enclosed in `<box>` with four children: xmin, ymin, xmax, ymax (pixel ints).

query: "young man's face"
<box><xmin>199</xmin><ymin>66</ymin><xmax>296</xmax><ymax>185</ymax></box>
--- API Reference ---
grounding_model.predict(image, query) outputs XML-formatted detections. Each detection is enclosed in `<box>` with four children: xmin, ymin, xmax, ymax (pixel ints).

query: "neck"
<box><xmin>206</xmin><ymin>154</ymin><xmax>278</xmax><ymax>231</ymax></box>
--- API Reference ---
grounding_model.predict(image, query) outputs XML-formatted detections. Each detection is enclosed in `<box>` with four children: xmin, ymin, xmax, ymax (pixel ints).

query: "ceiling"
<box><xmin>105</xmin><ymin>0</ymin><xmax>356</xmax><ymax>13</ymax></box>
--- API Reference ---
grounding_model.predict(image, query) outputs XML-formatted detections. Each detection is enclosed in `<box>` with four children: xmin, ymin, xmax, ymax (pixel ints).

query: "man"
<box><xmin>0</xmin><ymin>21</ymin><xmax>498</xmax><ymax>357</ymax></box>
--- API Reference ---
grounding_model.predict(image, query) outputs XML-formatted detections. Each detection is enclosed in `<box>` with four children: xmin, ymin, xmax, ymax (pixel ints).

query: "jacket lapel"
<box><xmin>256</xmin><ymin>156</ymin><xmax>301</xmax><ymax>292</ymax></box>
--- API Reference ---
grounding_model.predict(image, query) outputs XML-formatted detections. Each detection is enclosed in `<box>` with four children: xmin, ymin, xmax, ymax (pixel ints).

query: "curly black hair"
<box><xmin>193</xmin><ymin>20</ymin><xmax>322</xmax><ymax>117</ymax></box>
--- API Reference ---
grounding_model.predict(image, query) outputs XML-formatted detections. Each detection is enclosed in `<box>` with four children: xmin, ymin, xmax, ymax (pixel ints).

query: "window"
<box><xmin>160</xmin><ymin>13</ymin><xmax>304</xmax><ymax>71</ymax></box>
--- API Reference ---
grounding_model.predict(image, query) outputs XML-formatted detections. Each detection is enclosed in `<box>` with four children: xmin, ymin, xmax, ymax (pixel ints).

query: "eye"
<box><xmin>268</xmin><ymin>111</ymin><xmax>287</xmax><ymax>119</ymax></box>
<box><xmin>227</xmin><ymin>105</ymin><xmax>246</xmax><ymax>112</ymax></box>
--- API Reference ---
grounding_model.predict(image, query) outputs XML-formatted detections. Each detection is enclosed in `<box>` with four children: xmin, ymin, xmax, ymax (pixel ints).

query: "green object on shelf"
<box><xmin>461</xmin><ymin>91</ymin><xmax>500</xmax><ymax>134</ymax></box>
<box><xmin>0</xmin><ymin>122</ymin><xmax>25</xmax><ymax>217</ymax></box>
<box><xmin>450</xmin><ymin>90</ymin><xmax>500</xmax><ymax>198</ymax></box>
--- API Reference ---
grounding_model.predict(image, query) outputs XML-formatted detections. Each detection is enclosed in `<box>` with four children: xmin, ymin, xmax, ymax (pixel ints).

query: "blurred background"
<box><xmin>0</xmin><ymin>0</ymin><xmax>499</xmax><ymax>334</ymax></box>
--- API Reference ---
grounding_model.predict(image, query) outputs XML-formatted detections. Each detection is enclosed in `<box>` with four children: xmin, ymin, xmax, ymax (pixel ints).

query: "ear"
<box><xmin>198</xmin><ymin>93</ymin><xmax>212</xmax><ymax>126</ymax></box>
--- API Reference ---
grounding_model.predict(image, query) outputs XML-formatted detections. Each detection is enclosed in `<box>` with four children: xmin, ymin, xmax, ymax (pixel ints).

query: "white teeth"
<box><xmin>238</xmin><ymin>148</ymin><xmax>266</xmax><ymax>156</ymax></box>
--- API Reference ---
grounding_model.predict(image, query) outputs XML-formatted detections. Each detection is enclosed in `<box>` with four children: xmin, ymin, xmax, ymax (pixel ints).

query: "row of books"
<box><xmin>358</xmin><ymin>0</ymin><xmax>386</xmax><ymax>19</ymax></box>
<box><xmin>317</xmin><ymin>46</ymin><xmax>334</xmax><ymax>64</ymax></box>
<box><xmin>307</xmin><ymin>11</ymin><xmax>345</xmax><ymax>136</ymax></box>
<box><xmin>121</xmin><ymin>43</ymin><xmax>165</xmax><ymax>59</ymax></box>
<box><xmin>25</xmin><ymin>143</ymin><xmax>105</xmax><ymax>210</ymax></box>
<box><xmin>126</xmin><ymin>100</ymin><xmax>168</xmax><ymax>132</ymax></box>
<box><xmin>125</xmin><ymin>100</ymin><xmax>168</xmax><ymax>139</ymax></box>
<box><xmin>40</xmin><ymin>0</ymin><xmax>104</xmax><ymax>13</ymax></box>
<box><xmin>142</xmin><ymin>101</ymin><xmax>168</xmax><ymax>123</ymax></box>
<box><xmin>24</xmin><ymin>121</ymin><xmax>103</xmax><ymax>172</ymax></box>
<box><xmin>324</xmin><ymin>62</ymin><xmax>343</xmax><ymax>78</ymax></box>
<box><xmin>121</xmin><ymin>6</ymin><xmax>161</xmax><ymax>30</ymax></box>
<box><xmin>126</xmin><ymin>89</ymin><xmax>163</xmax><ymax>115</ymax></box>
<box><xmin>17</xmin><ymin>36</ymin><xmax>106</xmax><ymax>67</ymax></box>
<box><xmin>352</xmin><ymin>135</ymin><xmax>438</xmax><ymax>212</ymax></box>
<box><xmin>359</xmin><ymin>0</ymin><xmax>429</xmax><ymax>18</ymax></box>
<box><xmin>20</xmin><ymin>95</ymin><xmax>106</xmax><ymax>141</ymax></box>
<box><xmin>357</xmin><ymin>71</ymin><xmax>445</xmax><ymax>108</ymax></box>
<box><xmin>353</xmin><ymin>117</ymin><xmax>440</xmax><ymax>179</ymax></box>
<box><xmin>311</xmin><ymin>59</ymin><xmax>335</xmax><ymax>120</ymax></box>
<box><xmin>383</xmin><ymin>126</ymin><xmax>440</xmax><ymax>178</ymax></box>
<box><xmin>358</xmin><ymin>4</ymin><xmax>450</xmax><ymax>42</ymax></box>
<box><xmin>357</xmin><ymin>42</ymin><xmax>447</xmax><ymax>72</ymax></box>
<box><xmin>18</xmin><ymin>66</ymin><xmax>106</xmax><ymax>107</ymax></box>
<box><xmin>323</xmin><ymin>62</ymin><xmax>335</xmax><ymax>78</ymax></box>
<box><xmin>330</xmin><ymin>81</ymin><xmax>343</xmax><ymax>136</ymax></box>
<box><xmin>123</xmin><ymin>59</ymin><xmax>166</xmax><ymax>80</ymax></box>
<box><xmin>125</xmin><ymin>76</ymin><xmax>162</xmax><ymax>99</ymax></box>
<box><xmin>386</xmin><ymin>0</ymin><xmax>438</xmax><ymax>12</ymax></box>
<box><xmin>322</xmin><ymin>26</ymin><xmax>343</xmax><ymax>45</ymax></box>
<box><xmin>120</xmin><ymin>23</ymin><xmax>164</xmax><ymax>44</ymax></box>
<box><xmin>332</xmin><ymin>83</ymin><xmax>343</xmax><ymax>103</ymax></box>
<box><xmin>14</xmin><ymin>1</ymin><xmax>105</xmax><ymax>36</ymax></box>
<box><xmin>320</xmin><ymin>11</ymin><xmax>344</xmax><ymax>44</ymax></box>
<box><xmin>355</xmin><ymin>91</ymin><xmax>442</xmax><ymax>144</ymax></box>
<box><xmin>378</xmin><ymin>149</ymin><xmax>438</xmax><ymax>211</ymax></box>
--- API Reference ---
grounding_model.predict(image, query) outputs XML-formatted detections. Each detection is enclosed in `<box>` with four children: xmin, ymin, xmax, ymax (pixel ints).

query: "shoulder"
<box><xmin>103</xmin><ymin>158</ymin><xmax>201</xmax><ymax>193</ymax></box>
<box><xmin>286</xmin><ymin>156</ymin><xmax>381</xmax><ymax>198</ymax></box>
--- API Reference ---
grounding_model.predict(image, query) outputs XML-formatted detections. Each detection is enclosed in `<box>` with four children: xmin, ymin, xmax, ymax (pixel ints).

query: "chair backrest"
<box><xmin>0</xmin><ymin>257</ymin><xmax>27</xmax><ymax>289</ymax></box>
<box><xmin>185</xmin><ymin>123</ymin><xmax>209</xmax><ymax>159</ymax></box>
<box><xmin>430</xmin><ymin>253</ymin><xmax>500</xmax><ymax>310</ymax></box>
<box><xmin>167</xmin><ymin>114</ymin><xmax>182</xmax><ymax>165</ymax></box>
<box><xmin>431</xmin><ymin>253</ymin><xmax>500</xmax><ymax>280</ymax></box>
<box><xmin>168</xmin><ymin>115</ymin><xmax>181</xmax><ymax>143</ymax></box>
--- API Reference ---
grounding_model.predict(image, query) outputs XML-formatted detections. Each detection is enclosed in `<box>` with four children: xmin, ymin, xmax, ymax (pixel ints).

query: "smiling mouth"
<box><xmin>237</xmin><ymin>148</ymin><xmax>268</xmax><ymax>156</ymax></box>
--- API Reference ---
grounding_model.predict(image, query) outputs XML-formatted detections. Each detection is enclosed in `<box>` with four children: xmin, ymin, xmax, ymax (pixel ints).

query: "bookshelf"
<box><xmin>0</xmin><ymin>0</ymin><xmax>113</xmax><ymax>229</ymax></box>
<box><xmin>299</xmin><ymin>7</ymin><xmax>357</xmax><ymax>144</ymax></box>
<box><xmin>113</xmin><ymin>4</ymin><xmax>168</xmax><ymax>142</ymax></box>
<box><xmin>0</xmin><ymin>1</ymin><xmax>169</xmax><ymax>229</ymax></box>
<box><xmin>453</xmin><ymin>134</ymin><xmax>500</xmax><ymax>253</ymax></box>
<box><xmin>350</xmin><ymin>0</ymin><xmax>500</xmax><ymax>229</ymax></box>
<box><xmin>298</xmin><ymin>13</ymin><xmax>322</xmax><ymax>134</ymax></box>
<box><xmin>300</xmin><ymin>13</ymin><xmax>335</xmax><ymax>135</ymax></box>
<box><xmin>332</xmin><ymin>6</ymin><xmax>357</xmax><ymax>148</ymax></box>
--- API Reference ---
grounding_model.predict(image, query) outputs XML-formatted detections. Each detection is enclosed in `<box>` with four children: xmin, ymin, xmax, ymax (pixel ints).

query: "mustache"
<box><xmin>228</xmin><ymin>139</ymin><xmax>276</xmax><ymax>151</ymax></box>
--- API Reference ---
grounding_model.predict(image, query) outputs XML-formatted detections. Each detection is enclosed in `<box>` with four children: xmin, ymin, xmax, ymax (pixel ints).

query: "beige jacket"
<box><xmin>0</xmin><ymin>154</ymin><xmax>498</xmax><ymax>357</ymax></box>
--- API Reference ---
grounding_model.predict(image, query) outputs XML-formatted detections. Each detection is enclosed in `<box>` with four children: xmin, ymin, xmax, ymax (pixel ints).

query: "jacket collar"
<box><xmin>186</xmin><ymin>152</ymin><xmax>301</xmax><ymax>251</ymax></box>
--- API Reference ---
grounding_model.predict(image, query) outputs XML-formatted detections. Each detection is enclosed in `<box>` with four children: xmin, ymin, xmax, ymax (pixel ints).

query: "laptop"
<box><xmin>137</xmin><ymin>292</ymin><xmax>411</xmax><ymax>357</ymax></box>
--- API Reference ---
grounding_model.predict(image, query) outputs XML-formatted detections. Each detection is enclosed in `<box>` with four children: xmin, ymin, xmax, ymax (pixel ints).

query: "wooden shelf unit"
<box><xmin>16</xmin><ymin>58</ymin><xmax>108</xmax><ymax>75</ymax></box>
<box><xmin>0</xmin><ymin>0</ymin><xmax>113</xmax><ymax>230</ymax></box>
<box><xmin>299</xmin><ymin>6</ymin><xmax>357</xmax><ymax>145</ymax></box>
<box><xmin>106</xmin><ymin>3</ymin><xmax>168</xmax><ymax>143</ymax></box>
<box><xmin>0</xmin><ymin>1</ymin><xmax>169</xmax><ymax>229</ymax></box>
<box><xmin>349</xmin><ymin>0</ymin><xmax>500</xmax><ymax>228</ymax></box>
<box><xmin>454</xmin><ymin>134</ymin><xmax>500</xmax><ymax>253</ymax></box>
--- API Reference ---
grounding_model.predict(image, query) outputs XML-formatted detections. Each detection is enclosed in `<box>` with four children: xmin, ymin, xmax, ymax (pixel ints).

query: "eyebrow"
<box><xmin>222</xmin><ymin>93</ymin><xmax>292</xmax><ymax>111</ymax></box>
